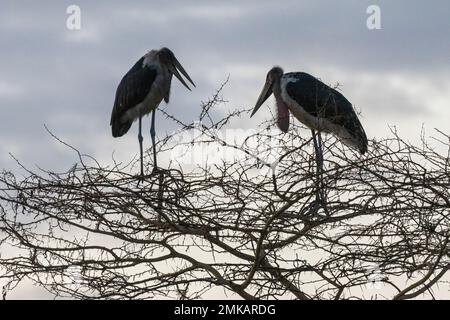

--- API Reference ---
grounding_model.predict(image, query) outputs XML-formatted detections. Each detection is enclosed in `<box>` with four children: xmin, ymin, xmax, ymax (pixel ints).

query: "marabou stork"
<box><xmin>251</xmin><ymin>67</ymin><xmax>368</xmax><ymax>208</ymax></box>
<box><xmin>251</xmin><ymin>66</ymin><xmax>367</xmax><ymax>158</ymax></box>
<box><xmin>110</xmin><ymin>47</ymin><xmax>195</xmax><ymax>176</ymax></box>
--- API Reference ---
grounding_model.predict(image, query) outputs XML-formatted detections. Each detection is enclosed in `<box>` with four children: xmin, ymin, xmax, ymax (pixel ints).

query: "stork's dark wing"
<box><xmin>285</xmin><ymin>72</ymin><xmax>367</xmax><ymax>153</ymax></box>
<box><xmin>110</xmin><ymin>57</ymin><xmax>157</xmax><ymax>137</ymax></box>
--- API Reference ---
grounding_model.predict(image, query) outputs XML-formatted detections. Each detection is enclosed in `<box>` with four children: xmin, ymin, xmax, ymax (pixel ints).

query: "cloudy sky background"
<box><xmin>1</xmin><ymin>0</ymin><xmax>449</xmax><ymax>298</ymax></box>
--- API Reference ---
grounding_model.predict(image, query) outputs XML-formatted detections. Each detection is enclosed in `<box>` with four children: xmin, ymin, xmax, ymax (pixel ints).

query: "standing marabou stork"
<box><xmin>251</xmin><ymin>67</ymin><xmax>368</xmax><ymax>209</ymax></box>
<box><xmin>251</xmin><ymin>66</ymin><xmax>367</xmax><ymax>160</ymax></box>
<box><xmin>110</xmin><ymin>47</ymin><xmax>195</xmax><ymax>177</ymax></box>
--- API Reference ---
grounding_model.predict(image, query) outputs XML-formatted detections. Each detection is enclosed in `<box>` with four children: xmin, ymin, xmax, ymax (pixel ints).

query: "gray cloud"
<box><xmin>0</xmin><ymin>0</ymin><xmax>449</xmax><ymax>169</ymax></box>
<box><xmin>1</xmin><ymin>0</ymin><xmax>450</xmax><ymax>299</ymax></box>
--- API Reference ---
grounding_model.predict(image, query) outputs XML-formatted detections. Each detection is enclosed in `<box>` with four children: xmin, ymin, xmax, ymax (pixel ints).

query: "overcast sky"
<box><xmin>1</xmin><ymin>0</ymin><xmax>450</xmax><ymax>298</ymax></box>
<box><xmin>1</xmin><ymin>0</ymin><xmax>449</xmax><ymax>172</ymax></box>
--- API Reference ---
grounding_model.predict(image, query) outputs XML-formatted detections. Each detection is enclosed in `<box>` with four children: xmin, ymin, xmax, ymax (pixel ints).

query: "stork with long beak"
<box><xmin>251</xmin><ymin>66</ymin><xmax>367</xmax><ymax>157</ymax></box>
<box><xmin>251</xmin><ymin>67</ymin><xmax>368</xmax><ymax>207</ymax></box>
<box><xmin>110</xmin><ymin>47</ymin><xmax>195</xmax><ymax>177</ymax></box>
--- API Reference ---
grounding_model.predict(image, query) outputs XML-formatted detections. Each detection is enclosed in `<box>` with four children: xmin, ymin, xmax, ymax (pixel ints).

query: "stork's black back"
<box><xmin>285</xmin><ymin>72</ymin><xmax>368</xmax><ymax>154</ymax></box>
<box><xmin>110</xmin><ymin>57</ymin><xmax>157</xmax><ymax>137</ymax></box>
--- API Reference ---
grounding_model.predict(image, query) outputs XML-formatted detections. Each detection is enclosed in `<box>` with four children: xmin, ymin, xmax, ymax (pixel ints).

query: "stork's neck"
<box><xmin>272</xmin><ymin>80</ymin><xmax>283</xmax><ymax>103</ymax></box>
<box><xmin>272</xmin><ymin>79</ymin><xmax>290</xmax><ymax>132</ymax></box>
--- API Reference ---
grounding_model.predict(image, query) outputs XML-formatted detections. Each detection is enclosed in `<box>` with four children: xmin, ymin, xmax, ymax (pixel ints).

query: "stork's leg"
<box><xmin>317</xmin><ymin>131</ymin><xmax>328</xmax><ymax>210</ymax></box>
<box><xmin>311</xmin><ymin>129</ymin><xmax>326</xmax><ymax>211</ymax></box>
<box><xmin>311</xmin><ymin>129</ymin><xmax>323</xmax><ymax>171</ymax></box>
<box><xmin>150</xmin><ymin>109</ymin><xmax>158</xmax><ymax>171</ymax></box>
<box><xmin>317</xmin><ymin>131</ymin><xmax>324</xmax><ymax>170</ymax></box>
<box><xmin>138</xmin><ymin>115</ymin><xmax>144</xmax><ymax>177</ymax></box>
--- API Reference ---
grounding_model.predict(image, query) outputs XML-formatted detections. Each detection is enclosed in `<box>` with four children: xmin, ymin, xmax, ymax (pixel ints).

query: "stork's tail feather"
<box><xmin>353</xmin><ymin>120</ymin><xmax>368</xmax><ymax>155</ymax></box>
<box><xmin>339</xmin><ymin>111</ymin><xmax>368</xmax><ymax>155</ymax></box>
<box><xmin>358</xmin><ymin>135</ymin><xmax>368</xmax><ymax>154</ymax></box>
<box><xmin>111</xmin><ymin>119</ymin><xmax>132</xmax><ymax>138</ymax></box>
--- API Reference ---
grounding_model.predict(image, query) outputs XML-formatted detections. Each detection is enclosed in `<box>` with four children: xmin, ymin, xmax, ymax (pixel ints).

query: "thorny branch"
<box><xmin>0</xmin><ymin>82</ymin><xmax>450</xmax><ymax>300</ymax></box>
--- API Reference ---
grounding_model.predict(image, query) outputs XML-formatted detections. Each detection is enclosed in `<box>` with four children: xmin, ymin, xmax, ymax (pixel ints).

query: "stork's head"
<box><xmin>250</xmin><ymin>66</ymin><xmax>284</xmax><ymax>117</ymax></box>
<box><xmin>157</xmin><ymin>47</ymin><xmax>196</xmax><ymax>91</ymax></box>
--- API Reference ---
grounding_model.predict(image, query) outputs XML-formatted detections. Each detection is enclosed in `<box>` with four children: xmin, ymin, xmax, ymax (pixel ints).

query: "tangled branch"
<box><xmin>1</xmin><ymin>83</ymin><xmax>450</xmax><ymax>300</ymax></box>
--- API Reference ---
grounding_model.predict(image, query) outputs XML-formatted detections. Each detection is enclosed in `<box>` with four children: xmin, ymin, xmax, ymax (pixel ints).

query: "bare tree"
<box><xmin>1</xmin><ymin>83</ymin><xmax>449</xmax><ymax>300</ymax></box>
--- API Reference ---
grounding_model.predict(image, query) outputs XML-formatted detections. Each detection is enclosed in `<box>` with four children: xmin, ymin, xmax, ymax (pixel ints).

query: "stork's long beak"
<box><xmin>250</xmin><ymin>79</ymin><xmax>273</xmax><ymax>117</ymax></box>
<box><xmin>168</xmin><ymin>56</ymin><xmax>196</xmax><ymax>91</ymax></box>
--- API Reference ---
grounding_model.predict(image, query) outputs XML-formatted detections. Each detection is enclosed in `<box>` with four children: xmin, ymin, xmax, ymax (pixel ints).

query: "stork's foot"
<box><xmin>136</xmin><ymin>174</ymin><xmax>145</xmax><ymax>186</ymax></box>
<box><xmin>301</xmin><ymin>197</ymin><xmax>329</xmax><ymax>221</ymax></box>
<box><xmin>151</xmin><ymin>166</ymin><xmax>161</xmax><ymax>175</ymax></box>
<box><xmin>135</xmin><ymin>167</ymin><xmax>166</xmax><ymax>186</ymax></box>
<box><xmin>151</xmin><ymin>166</ymin><xmax>170</xmax><ymax>178</ymax></box>
<box><xmin>315</xmin><ymin>191</ymin><xmax>330</xmax><ymax>217</ymax></box>
<box><xmin>306</xmin><ymin>199</ymin><xmax>321</xmax><ymax>216</ymax></box>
